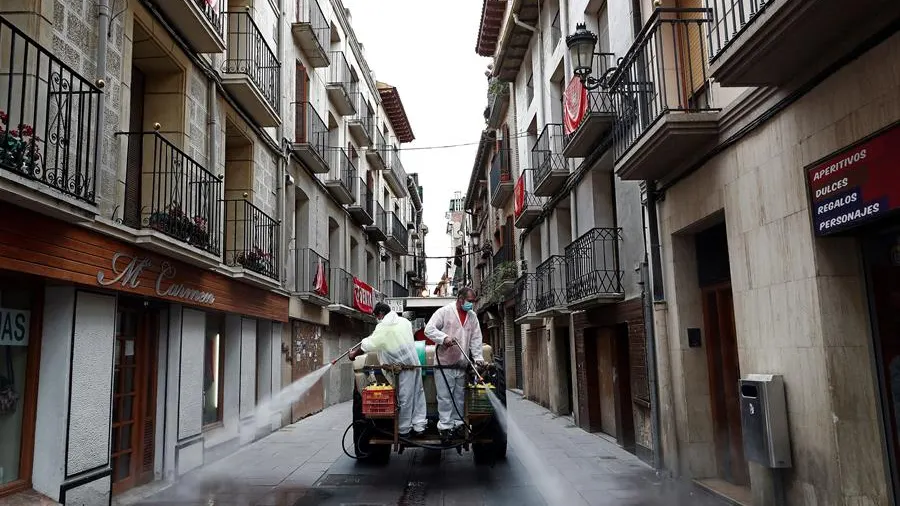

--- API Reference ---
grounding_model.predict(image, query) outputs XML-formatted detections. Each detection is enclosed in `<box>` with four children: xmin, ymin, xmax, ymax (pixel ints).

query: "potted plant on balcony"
<box><xmin>147</xmin><ymin>203</ymin><xmax>211</xmax><ymax>249</ymax></box>
<box><xmin>481</xmin><ymin>261</ymin><xmax>518</xmax><ymax>307</ymax></box>
<box><xmin>0</xmin><ymin>111</ymin><xmax>43</xmax><ymax>175</ymax></box>
<box><xmin>235</xmin><ymin>246</ymin><xmax>272</xmax><ymax>275</ymax></box>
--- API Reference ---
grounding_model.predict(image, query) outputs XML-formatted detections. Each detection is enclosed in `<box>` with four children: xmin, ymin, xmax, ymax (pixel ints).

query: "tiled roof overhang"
<box><xmin>377</xmin><ymin>82</ymin><xmax>415</xmax><ymax>143</ymax></box>
<box><xmin>476</xmin><ymin>0</ymin><xmax>507</xmax><ymax>57</ymax></box>
<box><xmin>492</xmin><ymin>0</ymin><xmax>540</xmax><ymax>81</ymax></box>
<box><xmin>464</xmin><ymin>130</ymin><xmax>496</xmax><ymax>210</ymax></box>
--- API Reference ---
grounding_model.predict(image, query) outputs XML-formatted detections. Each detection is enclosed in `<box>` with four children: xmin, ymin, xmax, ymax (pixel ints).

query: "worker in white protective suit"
<box><xmin>424</xmin><ymin>287</ymin><xmax>485</xmax><ymax>439</ymax></box>
<box><xmin>349</xmin><ymin>302</ymin><xmax>427</xmax><ymax>436</ymax></box>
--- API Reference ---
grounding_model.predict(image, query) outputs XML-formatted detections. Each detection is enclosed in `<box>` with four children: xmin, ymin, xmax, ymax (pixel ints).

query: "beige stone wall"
<box><xmin>656</xmin><ymin>31</ymin><xmax>900</xmax><ymax>505</ymax></box>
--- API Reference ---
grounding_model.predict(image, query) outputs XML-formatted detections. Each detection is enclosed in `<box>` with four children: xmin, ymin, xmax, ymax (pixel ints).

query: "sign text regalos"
<box><xmin>806</xmin><ymin>122</ymin><xmax>900</xmax><ymax>236</ymax></box>
<box><xmin>353</xmin><ymin>277</ymin><xmax>374</xmax><ymax>314</ymax></box>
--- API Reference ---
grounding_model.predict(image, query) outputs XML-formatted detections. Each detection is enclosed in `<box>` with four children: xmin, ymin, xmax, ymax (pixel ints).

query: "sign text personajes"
<box><xmin>98</xmin><ymin>252</ymin><xmax>216</xmax><ymax>305</ymax></box>
<box><xmin>806</xmin><ymin>123</ymin><xmax>900</xmax><ymax>236</ymax></box>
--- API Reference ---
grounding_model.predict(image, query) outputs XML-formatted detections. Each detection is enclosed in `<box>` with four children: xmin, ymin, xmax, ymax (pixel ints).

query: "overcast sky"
<box><xmin>343</xmin><ymin>0</ymin><xmax>490</xmax><ymax>292</ymax></box>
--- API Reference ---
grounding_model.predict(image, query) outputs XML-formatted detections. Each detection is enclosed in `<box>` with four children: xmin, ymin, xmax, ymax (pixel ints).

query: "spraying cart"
<box><xmin>341</xmin><ymin>297</ymin><xmax>507</xmax><ymax>465</ymax></box>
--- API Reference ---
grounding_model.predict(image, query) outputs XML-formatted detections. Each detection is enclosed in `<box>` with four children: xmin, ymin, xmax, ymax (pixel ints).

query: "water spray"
<box><xmin>331</xmin><ymin>342</ymin><xmax>362</xmax><ymax>365</ymax></box>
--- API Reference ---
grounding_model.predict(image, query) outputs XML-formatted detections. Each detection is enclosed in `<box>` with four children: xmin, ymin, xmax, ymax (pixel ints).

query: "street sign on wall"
<box><xmin>806</xmin><ymin>122</ymin><xmax>900</xmax><ymax>236</ymax></box>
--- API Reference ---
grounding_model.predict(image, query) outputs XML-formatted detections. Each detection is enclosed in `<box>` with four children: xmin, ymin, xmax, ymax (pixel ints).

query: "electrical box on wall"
<box><xmin>687</xmin><ymin>328</ymin><xmax>702</xmax><ymax>348</ymax></box>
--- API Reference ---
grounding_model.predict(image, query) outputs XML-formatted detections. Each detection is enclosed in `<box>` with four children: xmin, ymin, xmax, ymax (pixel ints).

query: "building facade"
<box><xmin>470</xmin><ymin>0</ymin><xmax>900</xmax><ymax>504</ymax></box>
<box><xmin>0</xmin><ymin>0</ymin><xmax>425</xmax><ymax>502</ymax></box>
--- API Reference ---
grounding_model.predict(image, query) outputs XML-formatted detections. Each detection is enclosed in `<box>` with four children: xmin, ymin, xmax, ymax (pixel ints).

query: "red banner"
<box><xmin>563</xmin><ymin>77</ymin><xmax>587</xmax><ymax>135</ymax></box>
<box><xmin>353</xmin><ymin>277</ymin><xmax>374</xmax><ymax>313</ymax></box>
<box><xmin>514</xmin><ymin>173</ymin><xmax>525</xmax><ymax>217</ymax></box>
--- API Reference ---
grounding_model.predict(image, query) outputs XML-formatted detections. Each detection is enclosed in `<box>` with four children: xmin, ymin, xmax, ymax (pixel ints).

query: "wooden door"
<box><xmin>597</xmin><ymin>327</ymin><xmax>617</xmax><ymax>437</ymax></box>
<box><xmin>295</xmin><ymin>62</ymin><xmax>309</xmax><ymax>142</ymax></box>
<box><xmin>291</xmin><ymin>321</ymin><xmax>324</xmax><ymax>422</ymax></box>
<box><xmin>526</xmin><ymin>326</ymin><xmax>549</xmax><ymax>408</ymax></box>
<box><xmin>703</xmin><ymin>283</ymin><xmax>748</xmax><ymax>485</ymax></box>
<box><xmin>613</xmin><ymin>323</ymin><xmax>635</xmax><ymax>451</ymax></box>
<box><xmin>112</xmin><ymin>301</ymin><xmax>158</xmax><ymax>494</ymax></box>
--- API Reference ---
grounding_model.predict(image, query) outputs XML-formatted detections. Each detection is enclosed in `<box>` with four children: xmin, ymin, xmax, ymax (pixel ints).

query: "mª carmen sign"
<box><xmin>97</xmin><ymin>252</ymin><xmax>216</xmax><ymax>305</ymax></box>
<box><xmin>806</xmin><ymin>122</ymin><xmax>900</xmax><ymax>236</ymax></box>
<box><xmin>353</xmin><ymin>277</ymin><xmax>374</xmax><ymax>314</ymax></box>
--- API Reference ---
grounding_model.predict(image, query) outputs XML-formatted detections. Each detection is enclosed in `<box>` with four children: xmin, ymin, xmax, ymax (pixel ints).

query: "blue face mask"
<box><xmin>461</xmin><ymin>302</ymin><xmax>474</xmax><ymax>312</ymax></box>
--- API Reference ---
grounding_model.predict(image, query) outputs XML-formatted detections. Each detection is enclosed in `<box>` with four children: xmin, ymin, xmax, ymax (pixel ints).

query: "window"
<box><xmin>550</xmin><ymin>10</ymin><xmax>561</xmax><ymax>49</ymax></box>
<box><xmin>203</xmin><ymin>313</ymin><xmax>226</xmax><ymax>428</ymax></box>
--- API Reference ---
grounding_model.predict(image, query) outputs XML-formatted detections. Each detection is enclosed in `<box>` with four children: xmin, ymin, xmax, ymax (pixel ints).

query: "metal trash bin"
<box><xmin>739</xmin><ymin>374</ymin><xmax>792</xmax><ymax>468</ymax></box>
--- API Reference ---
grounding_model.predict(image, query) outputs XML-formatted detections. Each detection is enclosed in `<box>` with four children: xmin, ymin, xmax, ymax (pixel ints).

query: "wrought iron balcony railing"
<box><xmin>383</xmin><ymin>280</ymin><xmax>408</xmax><ymax>298</ymax></box>
<box><xmin>327</xmin><ymin>51</ymin><xmax>356</xmax><ymax>93</ymax></box>
<box><xmin>224</xmin><ymin>199</ymin><xmax>280</xmax><ymax>280</ymax></box>
<box><xmin>706</xmin><ymin>0</ymin><xmax>771</xmax><ymax>61</ymax></box>
<box><xmin>0</xmin><ymin>17</ymin><xmax>101</xmax><ymax>204</ymax></box>
<box><xmin>348</xmin><ymin>93</ymin><xmax>373</xmax><ymax>134</ymax></box>
<box><xmin>565</xmin><ymin>227</ymin><xmax>623</xmax><ymax>303</ymax></box>
<box><xmin>373</xmin><ymin>127</ymin><xmax>388</xmax><ymax>152</ymax></box>
<box><xmin>388</xmin><ymin>148</ymin><xmax>408</xmax><ymax>183</ymax></box>
<box><xmin>224</xmin><ymin>10</ymin><xmax>281</xmax><ymax>111</ymax></box>
<box><xmin>295</xmin><ymin>100</ymin><xmax>328</xmax><ymax>153</ymax></box>
<box><xmin>492</xmin><ymin>243</ymin><xmax>511</xmax><ymax>268</ymax></box>
<box><xmin>535</xmin><ymin>255</ymin><xmax>567</xmax><ymax>311</ymax></box>
<box><xmin>295</xmin><ymin>0</ymin><xmax>328</xmax><ymax>53</ymax></box>
<box><xmin>115</xmin><ymin>131</ymin><xmax>223</xmax><ymax>255</ymax></box>
<box><xmin>489</xmin><ymin>148</ymin><xmax>512</xmax><ymax>202</ymax></box>
<box><xmin>531</xmin><ymin>123</ymin><xmax>566</xmax><ymax>186</ymax></box>
<box><xmin>371</xmin><ymin>201</ymin><xmax>386</xmax><ymax>230</ymax></box>
<box><xmin>329</xmin><ymin>268</ymin><xmax>355</xmax><ymax>308</ymax></box>
<box><xmin>609</xmin><ymin>8</ymin><xmax>716</xmax><ymax>161</ymax></box>
<box><xmin>387</xmin><ymin>209</ymin><xmax>408</xmax><ymax>247</ymax></box>
<box><xmin>194</xmin><ymin>0</ymin><xmax>224</xmax><ymax>37</ymax></box>
<box><xmin>325</xmin><ymin>147</ymin><xmax>357</xmax><ymax>197</ymax></box>
<box><xmin>294</xmin><ymin>248</ymin><xmax>330</xmax><ymax>299</ymax></box>
<box><xmin>515</xmin><ymin>273</ymin><xmax>538</xmax><ymax>318</ymax></box>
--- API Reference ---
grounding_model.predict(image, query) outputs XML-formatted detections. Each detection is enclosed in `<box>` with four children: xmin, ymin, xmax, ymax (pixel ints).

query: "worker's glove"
<box><xmin>442</xmin><ymin>335</ymin><xmax>457</xmax><ymax>347</ymax></box>
<box><xmin>348</xmin><ymin>348</ymin><xmax>362</xmax><ymax>361</ymax></box>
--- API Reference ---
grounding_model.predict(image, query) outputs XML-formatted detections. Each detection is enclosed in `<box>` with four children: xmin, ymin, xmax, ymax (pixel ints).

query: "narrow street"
<box><xmin>118</xmin><ymin>394</ymin><xmax>723</xmax><ymax>506</ymax></box>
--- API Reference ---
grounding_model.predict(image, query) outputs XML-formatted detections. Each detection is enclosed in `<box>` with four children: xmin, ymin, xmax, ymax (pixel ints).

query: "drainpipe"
<box><xmin>276</xmin><ymin>0</ymin><xmax>287</xmax><ymax>289</ymax></box>
<box><xmin>95</xmin><ymin>0</ymin><xmax>110</xmax><ymax>183</ymax></box>
<box><xmin>642</xmin><ymin>182</ymin><xmax>664</xmax><ymax>471</ymax></box>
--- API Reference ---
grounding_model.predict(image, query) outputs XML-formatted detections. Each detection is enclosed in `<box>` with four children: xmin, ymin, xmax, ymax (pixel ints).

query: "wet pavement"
<box><xmin>122</xmin><ymin>393</ymin><xmax>726</xmax><ymax>506</ymax></box>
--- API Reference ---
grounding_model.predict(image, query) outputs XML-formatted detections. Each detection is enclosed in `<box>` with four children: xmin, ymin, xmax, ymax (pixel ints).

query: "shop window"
<box><xmin>203</xmin><ymin>313</ymin><xmax>226</xmax><ymax>428</ymax></box>
<box><xmin>0</xmin><ymin>283</ymin><xmax>38</xmax><ymax>494</ymax></box>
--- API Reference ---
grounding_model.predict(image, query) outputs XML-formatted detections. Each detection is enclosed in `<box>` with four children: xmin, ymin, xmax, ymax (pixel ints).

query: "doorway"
<box><xmin>584</xmin><ymin>325</ymin><xmax>635</xmax><ymax>447</ymax></box>
<box><xmin>111</xmin><ymin>299</ymin><xmax>159</xmax><ymax>494</ymax></box>
<box><xmin>290</xmin><ymin>321</ymin><xmax>324</xmax><ymax>422</ymax></box>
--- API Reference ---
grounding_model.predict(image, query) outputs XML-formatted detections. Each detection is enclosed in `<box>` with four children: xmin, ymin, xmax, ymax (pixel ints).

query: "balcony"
<box><xmin>115</xmin><ymin>131</ymin><xmax>222</xmax><ymax>256</ymax></box>
<box><xmin>384</xmin><ymin>210</ymin><xmax>408</xmax><ymax>254</ymax></box>
<box><xmin>706</xmin><ymin>0</ymin><xmax>900</xmax><ymax>87</ymax></box>
<box><xmin>514</xmin><ymin>169</ymin><xmax>545</xmax><ymax>229</ymax></box>
<box><xmin>223</xmin><ymin>11</ymin><xmax>281</xmax><ymax>127</ymax></box>
<box><xmin>531</xmin><ymin>124</ymin><xmax>567</xmax><ymax>196</ymax></box>
<box><xmin>366</xmin><ymin>128</ymin><xmax>387</xmax><ymax>170</ymax></box>
<box><xmin>328</xmin><ymin>268</ymin><xmax>356</xmax><ymax>314</ymax></box>
<box><xmin>479</xmin><ymin>261</ymin><xmax>517</xmax><ymax>309</ymax></box>
<box><xmin>0</xmin><ymin>17</ymin><xmax>101</xmax><ymax>213</ymax></box>
<box><xmin>384</xmin><ymin>149</ymin><xmax>408</xmax><ymax>197</ymax></box>
<box><xmin>293</xmin><ymin>248</ymin><xmax>330</xmax><ymax>306</ymax></box>
<box><xmin>347</xmin><ymin>177</ymin><xmax>374</xmax><ymax>225</ymax></box>
<box><xmin>562</xmin><ymin>53</ymin><xmax>617</xmax><ymax>158</ymax></box>
<box><xmin>564</xmin><ymin>228</ymin><xmax>624</xmax><ymax>309</ymax></box>
<box><xmin>223</xmin><ymin>199</ymin><xmax>280</xmax><ymax>281</ymax></box>
<box><xmin>347</xmin><ymin>93</ymin><xmax>373</xmax><ymax>146</ymax></box>
<box><xmin>326</xmin><ymin>51</ymin><xmax>357</xmax><ymax>116</ymax></box>
<box><xmin>534</xmin><ymin>255</ymin><xmax>569</xmax><ymax>317</ymax></box>
<box><xmin>486</xmin><ymin>79</ymin><xmax>510</xmax><ymax>129</ymax></box>
<box><xmin>323</xmin><ymin>148</ymin><xmax>356</xmax><ymax>205</ymax></box>
<box><xmin>292</xmin><ymin>101</ymin><xmax>329</xmax><ymax>174</ymax></box>
<box><xmin>291</xmin><ymin>0</ymin><xmax>329</xmax><ymax>68</ymax></box>
<box><xmin>383</xmin><ymin>280</ymin><xmax>409</xmax><ymax>298</ymax></box>
<box><xmin>489</xmin><ymin>148</ymin><xmax>513</xmax><ymax>207</ymax></box>
<box><xmin>514</xmin><ymin>273</ymin><xmax>540</xmax><ymax>323</ymax></box>
<box><xmin>610</xmin><ymin>9</ymin><xmax>719</xmax><ymax>182</ymax></box>
<box><xmin>152</xmin><ymin>0</ymin><xmax>225</xmax><ymax>53</ymax></box>
<box><xmin>408</xmin><ymin>175</ymin><xmax>423</xmax><ymax>210</ymax></box>
<box><xmin>365</xmin><ymin>201</ymin><xmax>387</xmax><ymax>242</ymax></box>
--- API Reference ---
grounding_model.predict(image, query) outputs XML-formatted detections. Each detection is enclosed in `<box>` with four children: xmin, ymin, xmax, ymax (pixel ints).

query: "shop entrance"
<box><xmin>864</xmin><ymin>227</ymin><xmax>900</xmax><ymax>499</ymax></box>
<box><xmin>111</xmin><ymin>299</ymin><xmax>159</xmax><ymax>494</ymax></box>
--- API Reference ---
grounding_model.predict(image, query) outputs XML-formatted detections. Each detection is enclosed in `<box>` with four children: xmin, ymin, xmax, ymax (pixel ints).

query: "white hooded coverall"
<box><xmin>360</xmin><ymin>311</ymin><xmax>427</xmax><ymax>434</ymax></box>
<box><xmin>424</xmin><ymin>303</ymin><xmax>484</xmax><ymax>430</ymax></box>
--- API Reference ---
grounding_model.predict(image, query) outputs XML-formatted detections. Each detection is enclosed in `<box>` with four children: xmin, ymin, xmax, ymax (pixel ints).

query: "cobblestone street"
<box><xmin>117</xmin><ymin>393</ymin><xmax>725</xmax><ymax>506</ymax></box>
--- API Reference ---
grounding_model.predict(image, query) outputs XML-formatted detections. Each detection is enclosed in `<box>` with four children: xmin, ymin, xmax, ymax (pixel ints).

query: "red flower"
<box><xmin>19</xmin><ymin>125</ymin><xmax>34</xmax><ymax>137</ymax></box>
<box><xmin>0</xmin><ymin>111</ymin><xmax>8</xmax><ymax>123</ymax></box>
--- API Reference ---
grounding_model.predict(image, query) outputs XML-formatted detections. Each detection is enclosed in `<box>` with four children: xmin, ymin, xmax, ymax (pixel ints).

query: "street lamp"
<box><xmin>566</xmin><ymin>23</ymin><xmax>603</xmax><ymax>90</ymax></box>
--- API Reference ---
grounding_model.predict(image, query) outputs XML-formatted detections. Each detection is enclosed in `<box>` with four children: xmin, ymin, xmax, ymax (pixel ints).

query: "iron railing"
<box><xmin>115</xmin><ymin>131</ymin><xmax>222</xmax><ymax>255</ymax></box>
<box><xmin>387</xmin><ymin>209</ymin><xmax>408</xmax><ymax>246</ymax></box>
<box><xmin>371</xmin><ymin>201</ymin><xmax>386</xmax><ymax>231</ymax></box>
<box><xmin>514</xmin><ymin>169</ymin><xmax>545</xmax><ymax>218</ymax></box>
<box><xmin>330</xmin><ymin>268</ymin><xmax>355</xmax><ymax>307</ymax></box>
<box><xmin>224</xmin><ymin>199</ymin><xmax>280</xmax><ymax>280</ymax></box>
<box><xmin>489</xmin><ymin>148</ymin><xmax>512</xmax><ymax>200</ymax></box>
<box><xmin>515</xmin><ymin>273</ymin><xmax>538</xmax><ymax>318</ymax></box>
<box><xmin>383</xmin><ymin>280</ymin><xmax>408</xmax><ymax>298</ymax></box>
<box><xmin>327</xmin><ymin>51</ymin><xmax>357</xmax><ymax>96</ymax></box>
<box><xmin>326</xmin><ymin>147</ymin><xmax>356</xmax><ymax>196</ymax></box>
<box><xmin>387</xmin><ymin>148</ymin><xmax>408</xmax><ymax>188</ymax></box>
<box><xmin>349</xmin><ymin>92</ymin><xmax>373</xmax><ymax>134</ymax></box>
<box><xmin>351</xmin><ymin>177</ymin><xmax>374</xmax><ymax>219</ymax></box>
<box><xmin>493</xmin><ymin>244</ymin><xmax>511</xmax><ymax>268</ymax></box>
<box><xmin>295</xmin><ymin>100</ymin><xmax>328</xmax><ymax>156</ymax></box>
<box><xmin>564</xmin><ymin>227</ymin><xmax>623</xmax><ymax>302</ymax></box>
<box><xmin>373</xmin><ymin>126</ymin><xmax>388</xmax><ymax>153</ymax></box>
<box><xmin>535</xmin><ymin>255</ymin><xmax>567</xmax><ymax>311</ymax></box>
<box><xmin>565</xmin><ymin>53</ymin><xmax>617</xmax><ymax>142</ymax></box>
<box><xmin>532</xmin><ymin>123</ymin><xmax>566</xmax><ymax>185</ymax></box>
<box><xmin>294</xmin><ymin>248</ymin><xmax>330</xmax><ymax>298</ymax></box>
<box><xmin>706</xmin><ymin>0</ymin><xmax>772</xmax><ymax>61</ymax></box>
<box><xmin>609</xmin><ymin>8</ymin><xmax>716</xmax><ymax>162</ymax></box>
<box><xmin>195</xmin><ymin>0</ymin><xmax>223</xmax><ymax>36</ymax></box>
<box><xmin>295</xmin><ymin>0</ymin><xmax>328</xmax><ymax>53</ymax></box>
<box><xmin>0</xmin><ymin>17</ymin><xmax>101</xmax><ymax>204</ymax></box>
<box><xmin>224</xmin><ymin>11</ymin><xmax>280</xmax><ymax>111</ymax></box>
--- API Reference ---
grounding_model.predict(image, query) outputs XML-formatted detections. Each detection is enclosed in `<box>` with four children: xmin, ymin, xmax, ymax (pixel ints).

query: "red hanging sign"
<box><xmin>353</xmin><ymin>277</ymin><xmax>374</xmax><ymax>314</ymax></box>
<box><xmin>514</xmin><ymin>173</ymin><xmax>526</xmax><ymax>217</ymax></box>
<box><xmin>563</xmin><ymin>77</ymin><xmax>587</xmax><ymax>135</ymax></box>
